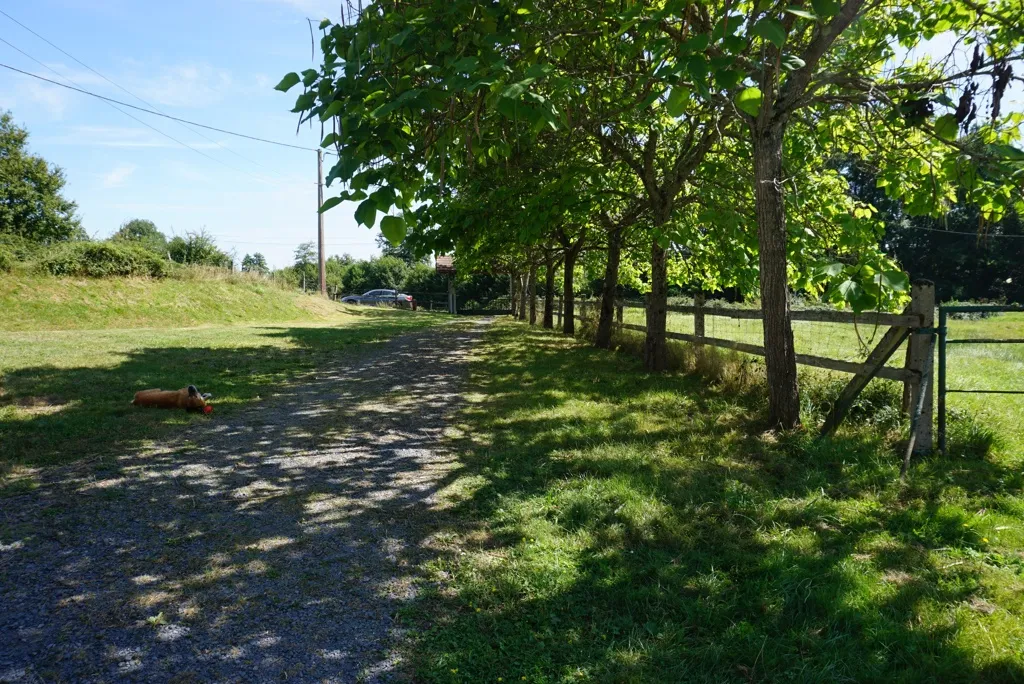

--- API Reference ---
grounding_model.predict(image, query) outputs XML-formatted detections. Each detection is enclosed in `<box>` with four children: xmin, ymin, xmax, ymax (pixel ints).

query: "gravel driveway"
<box><xmin>1</xmin><ymin>321</ymin><xmax>485</xmax><ymax>683</ymax></box>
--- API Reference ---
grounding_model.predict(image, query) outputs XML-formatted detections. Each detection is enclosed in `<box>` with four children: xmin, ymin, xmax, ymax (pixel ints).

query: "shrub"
<box><xmin>800</xmin><ymin>373</ymin><xmax>904</xmax><ymax>430</ymax></box>
<box><xmin>0</xmin><ymin>247</ymin><xmax>12</xmax><ymax>272</ymax></box>
<box><xmin>0</xmin><ymin>233</ymin><xmax>43</xmax><ymax>262</ymax></box>
<box><xmin>39</xmin><ymin>241</ymin><xmax>168</xmax><ymax>278</ymax></box>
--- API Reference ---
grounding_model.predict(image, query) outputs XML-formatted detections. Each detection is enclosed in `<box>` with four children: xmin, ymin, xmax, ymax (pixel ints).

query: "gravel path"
<box><xmin>0</xmin><ymin>321</ymin><xmax>485</xmax><ymax>683</ymax></box>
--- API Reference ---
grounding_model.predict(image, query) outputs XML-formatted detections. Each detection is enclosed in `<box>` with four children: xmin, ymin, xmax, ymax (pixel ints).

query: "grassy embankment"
<box><xmin>0</xmin><ymin>273</ymin><xmax>441</xmax><ymax>484</ymax></box>
<box><xmin>408</xmin><ymin>318</ymin><xmax>1024</xmax><ymax>683</ymax></box>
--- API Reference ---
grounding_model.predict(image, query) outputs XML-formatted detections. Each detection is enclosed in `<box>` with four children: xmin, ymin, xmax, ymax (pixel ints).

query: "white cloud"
<box><xmin>0</xmin><ymin>77</ymin><xmax>72</xmax><ymax>119</ymax></box>
<box><xmin>101</xmin><ymin>164</ymin><xmax>136</xmax><ymax>188</ymax></box>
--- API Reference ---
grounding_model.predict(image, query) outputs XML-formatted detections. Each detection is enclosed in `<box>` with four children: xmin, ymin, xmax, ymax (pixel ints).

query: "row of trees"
<box><xmin>282</xmin><ymin>0</ymin><xmax>1024</xmax><ymax>427</ymax></box>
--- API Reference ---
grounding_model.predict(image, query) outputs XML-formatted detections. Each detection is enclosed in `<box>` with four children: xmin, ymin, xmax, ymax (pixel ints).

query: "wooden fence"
<box><xmin>527</xmin><ymin>280</ymin><xmax>937</xmax><ymax>453</ymax></box>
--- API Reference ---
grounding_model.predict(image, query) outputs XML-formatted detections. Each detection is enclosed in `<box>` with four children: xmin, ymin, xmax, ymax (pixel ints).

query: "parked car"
<box><xmin>340</xmin><ymin>289</ymin><xmax>416</xmax><ymax>310</ymax></box>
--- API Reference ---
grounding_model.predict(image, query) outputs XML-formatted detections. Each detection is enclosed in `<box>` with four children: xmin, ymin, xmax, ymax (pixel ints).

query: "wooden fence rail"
<box><xmin>560</xmin><ymin>281</ymin><xmax>937</xmax><ymax>451</ymax></box>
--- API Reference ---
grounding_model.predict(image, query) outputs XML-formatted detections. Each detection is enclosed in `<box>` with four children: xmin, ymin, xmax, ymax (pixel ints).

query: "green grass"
<box><xmin>406</xmin><ymin>320</ymin><xmax>1024</xmax><ymax>683</ymax></box>
<box><xmin>0</xmin><ymin>272</ymin><xmax>345</xmax><ymax>331</ymax></box>
<box><xmin>0</xmin><ymin>284</ymin><xmax>442</xmax><ymax>483</ymax></box>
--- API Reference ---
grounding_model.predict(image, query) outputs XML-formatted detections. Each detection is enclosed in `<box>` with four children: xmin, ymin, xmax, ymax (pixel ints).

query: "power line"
<box><xmin>0</xmin><ymin>8</ymin><xmax>298</xmax><ymax>180</ymax></box>
<box><xmin>0</xmin><ymin>39</ymin><xmax>278</xmax><ymax>184</ymax></box>
<box><xmin>0</xmin><ymin>61</ymin><xmax>333</xmax><ymax>155</ymax></box>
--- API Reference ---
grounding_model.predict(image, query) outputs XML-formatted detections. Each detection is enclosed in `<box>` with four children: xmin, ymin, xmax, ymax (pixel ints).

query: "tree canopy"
<box><xmin>281</xmin><ymin>0</ymin><xmax>1024</xmax><ymax>426</ymax></box>
<box><xmin>0</xmin><ymin>111</ymin><xmax>82</xmax><ymax>245</ymax></box>
<box><xmin>111</xmin><ymin>218</ymin><xmax>167</xmax><ymax>255</ymax></box>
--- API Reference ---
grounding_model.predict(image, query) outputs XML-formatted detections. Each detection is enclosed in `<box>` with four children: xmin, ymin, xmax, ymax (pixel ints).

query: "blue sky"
<box><xmin>0</xmin><ymin>0</ymin><xmax>377</xmax><ymax>269</ymax></box>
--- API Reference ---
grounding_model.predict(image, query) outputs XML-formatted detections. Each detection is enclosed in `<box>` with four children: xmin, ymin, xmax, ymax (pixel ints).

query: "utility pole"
<box><xmin>317</xmin><ymin>149</ymin><xmax>327</xmax><ymax>296</ymax></box>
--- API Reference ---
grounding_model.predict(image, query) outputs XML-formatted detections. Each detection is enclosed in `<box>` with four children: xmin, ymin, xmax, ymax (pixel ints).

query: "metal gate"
<box><xmin>938</xmin><ymin>304</ymin><xmax>1024</xmax><ymax>453</ymax></box>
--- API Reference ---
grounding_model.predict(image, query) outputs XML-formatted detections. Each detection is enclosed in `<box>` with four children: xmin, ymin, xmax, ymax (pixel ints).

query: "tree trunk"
<box><xmin>528</xmin><ymin>265</ymin><xmax>538</xmax><ymax>325</ymax></box>
<box><xmin>518</xmin><ymin>273</ymin><xmax>528</xmax><ymax>320</ymax></box>
<box><xmin>644</xmin><ymin>238</ymin><xmax>668</xmax><ymax>371</ymax></box>
<box><xmin>754</xmin><ymin>126</ymin><xmax>800</xmax><ymax>429</ymax></box>
<box><xmin>595</xmin><ymin>227</ymin><xmax>623</xmax><ymax>349</ymax></box>
<box><xmin>543</xmin><ymin>252</ymin><xmax>556</xmax><ymax>329</ymax></box>
<box><xmin>510</xmin><ymin>272</ymin><xmax>519</xmax><ymax>318</ymax></box>
<box><xmin>562</xmin><ymin>247</ymin><xmax>579</xmax><ymax>335</ymax></box>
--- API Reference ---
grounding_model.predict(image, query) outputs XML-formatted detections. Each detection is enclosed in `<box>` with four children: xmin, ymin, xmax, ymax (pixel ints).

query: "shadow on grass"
<box><xmin>0</xmin><ymin>313</ymin><xmax>441</xmax><ymax>475</ymax></box>
<box><xmin>0</xmin><ymin>318</ymin><xmax>478</xmax><ymax>681</ymax></box>
<box><xmin>406</xmin><ymin>322</ymin><xmax>1024</xmax><ymax>683</ymax></box>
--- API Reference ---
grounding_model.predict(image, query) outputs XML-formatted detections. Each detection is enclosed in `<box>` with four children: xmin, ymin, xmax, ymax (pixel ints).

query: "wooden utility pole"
<box><xmin>317</xmin><ymin>149</ymin><xmax>327</xmax><ymax>296</ymax></box>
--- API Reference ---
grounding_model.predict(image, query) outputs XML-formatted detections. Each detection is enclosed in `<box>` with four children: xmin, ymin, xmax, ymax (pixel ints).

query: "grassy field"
<box><xmin>0</xmin><ymin>274</ymin><xmax>442</xmax><ymax>486</ymax></box>
<box><xmin>407</xmin><ymin>319</ymin><xmax>1024</xmax><ymax>683</ymax></box>
<box><xmin>0</xmin><ymin>272</ymin><xmax>344</xmax><ymax>331</ymax></box>
<box><xmin>613</xmin><ymin>304</ymin><xmax>1024</xmax><ymax>450</ymax></box>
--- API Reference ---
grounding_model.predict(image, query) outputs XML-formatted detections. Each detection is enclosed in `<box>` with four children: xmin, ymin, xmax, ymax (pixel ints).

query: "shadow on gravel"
<box><xmin>0</xmin><ymin>322</ymin><xmax>481</xmax><ymax>682</ymax></box>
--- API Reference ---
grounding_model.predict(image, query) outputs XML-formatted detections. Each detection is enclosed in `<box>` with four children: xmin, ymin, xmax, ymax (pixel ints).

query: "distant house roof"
<box><xmin>435</xmin><ymin>255</ymin><xmax>455</xmax><ymax>273</ymax></box>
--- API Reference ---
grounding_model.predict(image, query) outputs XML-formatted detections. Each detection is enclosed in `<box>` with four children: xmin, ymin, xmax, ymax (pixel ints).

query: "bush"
<box><xmin>0</xmin><ymin>233</ymin><xmax>43</xmax><ymax>262</ymax></box>
<box><xmin>39</xmin><ymin>241</ymin><xmax>168</xmax><ymax>278</ymax></box>
<box><xmin>0</xmin><ymin>247</ymin><xmax>12</xmax><ymax>272</ymax></box>
<box><xmin>800</xmin><ymin>373</ymin><xmax>904</xmax><ymax>430</ymax></box>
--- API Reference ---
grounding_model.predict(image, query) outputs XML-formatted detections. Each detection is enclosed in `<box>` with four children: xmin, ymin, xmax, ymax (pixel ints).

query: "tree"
<box><xmin>282</xmin><ymin>0</ymin><xmax>1023</xmax><ymax>428</ymax></box>
<box><xmin>168</xmin><ymin>230</ymin><xmax>232</xmax><ymax>268</ymax></box>
<box><xmin>375</xmin><ymin>232</ymin><xmax>425</xmax><ymax>265</ymax></box>
<box><xmin>0</xmin><ymin>111</ymin><xmax>82</xmax><ymax>244</ymax></box>
<box><xmin>241</xmin><ymin>252</ymin><xmax>269</xmax><ymax>275</ymax></box>
<box><xmin>112</xmin><ymin>218</ymin><xmax>167</xmax><ymax>254</ymax></box>
<box><xmin>294</xmin><ymin>241</ymin><xmax>316</xmax><ymax>292</ymax></box>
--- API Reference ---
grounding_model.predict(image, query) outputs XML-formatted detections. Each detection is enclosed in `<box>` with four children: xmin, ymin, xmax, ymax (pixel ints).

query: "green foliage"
<box><xmin>342</xmin><ymin>255</ymin><xmax>409</xmax><ymax>293</ymax></box>
<box><xmin>0</xmin><ymin>246</ymin><xmax>12</xmax><ymax>273</ymax></box>
<box><xmin>39</xmin><ymin>241</ymin><xmax>168</xmax><ymax>278</ymax></box>
<box><xmin>241</xmin><ymin>252</ymin><xmax>270</xmax><ymax>275</ymax></box>
<box><xmin>293</xmin><ymin>241</ymin><xmax>317</xmax><ymax>289</ymax></box>
<box><xmin>167</xmin><ymin>230</ymin><xmax>232</xmax><ymax>268</ymax></box>
<box><xmin>0</xmin><ymin>111</ymin><xmax>83</xmax><ymax>245</ymax></box>
<box><xmin>111</xmin><ymin>218</ymin><xmax>167</xmax><ymax>255</ymax></box>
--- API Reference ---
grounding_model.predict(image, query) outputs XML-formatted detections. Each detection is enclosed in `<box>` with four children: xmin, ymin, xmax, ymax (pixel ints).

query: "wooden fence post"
<box><xmin>694</xmin><ymin>291</ymin><xmax>705</xmax><ymax>342</ymax></box>
<box><xmin>905</xmin><ymin>280</ymin><xmax>936</xmax><ymax>454</ymax></box>
<box><xmin>556</xmin><ymin>296</ymin><xmax>563</xmax><ymax>329</ymax></box>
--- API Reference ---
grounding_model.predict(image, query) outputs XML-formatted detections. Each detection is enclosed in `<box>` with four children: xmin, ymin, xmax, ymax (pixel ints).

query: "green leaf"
<box><xmin>751</xmin><ymin>18</ymin><xmax>787</xmax><ymax>49</ymax></box>
<box><xmin>665</xmin><ymin>86</ymin><xmax>690</xmax><ymax>117</ymax></box>
<box><xmin>501</xmin><ymin>77</ymin><xmax>537</xmax><ymax>100</ymax></box>
<box><xmin>735</xmin><ymin>87</ymin><xmax>763</xmax><ymax>116</ymax></box>
<box><xmin>291</xmin><ymin>92</ymin><xmax>316</xmax><ymax>113</ymax></box>
<box><xmin>354</xmin><ymin>198</ymin><xmax>377</xmax><ymax>228</ymax></box>
<box><xmin>319</xmin><ymin>100</ymin><xmax>345</xmax><ymax>121</ymax></box>
<box><xmin>301</xmin><ymin>69</ymin><xmax>318</xmax><ymax>87</ymax></box>
<box><xmin>318</xmin><ymin>196</ymin><xmax>343</xmax><ymax>214</ymax></box>
<box><xmin>784</xmin><ymin>7</ymin><xmax>818</xmax><ymax>21</ymax></box>
<box><xmin>877</xmin><ymin>270</ymin><xmax>909</xmax><ymax>292</ymax></box>
<box><xmin>821</xmin><ymin>262</ymin><xmax>844</xmax><ymax>277</ymax></box>
<box><xmin>320</xmin><ymin>132</ymin><xmax>337</xmax><ymax>148</ymax></box>
<box><xmin>274</xmin><ymin>72</ymin><xmax>301</xmax><ymax>92</ymax></box>
<box><xmin>318</xmin><ymin>18</ymin><xmax>331</xmax><ymax>29</ymax></box>
<box><xmin>379</xmin><ymin>215</ymin><xmax>407</xmax><ymax>244</ymax></box>
<box><xmin>988</xmin><ymin>143</ymin><xmax>1024</xmax><ymax>161</ymax></box>
<box><xmin>811</xmin><ymin>0</ymin><xmax>841</xmax><ymax>17</ymax></box>
<box><xmin>934</xmin><ymin>114</ymin><xmax>957</xmax><ymax>141</ymax></box>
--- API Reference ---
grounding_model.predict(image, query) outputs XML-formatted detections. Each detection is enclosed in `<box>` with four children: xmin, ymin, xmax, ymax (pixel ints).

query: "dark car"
<box><xmin>340</xmin><ymin>289</ymin><xmax>416</xmax><ymax>310</ymax></box>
